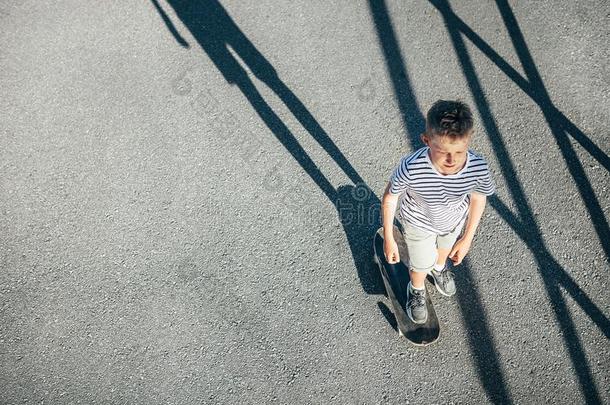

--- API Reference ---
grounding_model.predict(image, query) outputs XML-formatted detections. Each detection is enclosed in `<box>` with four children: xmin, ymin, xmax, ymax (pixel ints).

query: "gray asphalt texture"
<box><xmin>1</xmin><ymin>0</ymin><xmax>609</xmax><ymax>403</ymax></box>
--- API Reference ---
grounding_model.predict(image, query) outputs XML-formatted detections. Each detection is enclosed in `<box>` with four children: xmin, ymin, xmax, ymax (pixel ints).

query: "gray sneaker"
<box><xmin>406</xmin><ymin>282</ymin><xmax>427</xmax><ymax>324</ymax></box>
<box><xmin>430</xmin><ymin>266</ymin><xmax>456</xmax><ymax>297</ymax></box>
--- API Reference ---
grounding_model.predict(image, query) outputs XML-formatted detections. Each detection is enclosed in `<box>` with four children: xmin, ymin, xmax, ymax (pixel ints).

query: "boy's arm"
<box><xmin>449</xmin><ymin>192</ymin><xmax>487</xmax><ymax>265</ymax></box>
<box><xmin>382</xmin><ymin>183</ymin><xmax>400</xmax><ymax>239</ymax></box>
<box><xmin>382</xmin><ymin>183</ymin><xmax>401</xmax><ymax>263</ymax></box>
<box><xmin>462</xmin><ymin>192</ymin><xmax>487</xmax><ymax>242</ymax></box>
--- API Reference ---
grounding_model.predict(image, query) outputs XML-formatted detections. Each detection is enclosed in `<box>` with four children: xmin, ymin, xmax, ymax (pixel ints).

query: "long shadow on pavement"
<box><xmin>367</xmin><ymin>0</ymin><xmax>425</xmax><ymax>148</ymax></box>
<box><xmin>430</xmin><ymin>0</ymin><xmax>610</xmax><ymax>402</ymax></box>
<box><xmin>151</xmin><ymin>0</ymin><xmax>385</xmax><ymax>295</ymax></box>
<box><xmin>368</xmin><ymin>1</ymin><xmax>513</xmax><ymax>403</ymax></box>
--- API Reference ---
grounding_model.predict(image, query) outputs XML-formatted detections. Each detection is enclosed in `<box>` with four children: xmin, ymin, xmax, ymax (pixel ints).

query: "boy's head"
<box><xmin>424</xmin><ymin>99</ymin><xmax>474</xmax><ymax>139</ymax></box>
<box><xmin>422</xmin><ymin>100</ymin><xmax>474</xmax><ymax>175</ymax></box>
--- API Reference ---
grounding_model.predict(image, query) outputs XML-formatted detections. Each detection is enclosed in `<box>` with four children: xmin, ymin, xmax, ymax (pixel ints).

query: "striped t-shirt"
<box><xmin>389</xmin><ymin>146</ymin><xmax>495</xmax><ymax>234</ymax></box>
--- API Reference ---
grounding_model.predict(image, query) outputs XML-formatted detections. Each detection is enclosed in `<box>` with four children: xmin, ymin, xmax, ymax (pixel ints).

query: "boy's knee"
<box><xmin>408</xmin><ymin>251</ymin><xmax>438</xmax><ymax>274</ymax></box>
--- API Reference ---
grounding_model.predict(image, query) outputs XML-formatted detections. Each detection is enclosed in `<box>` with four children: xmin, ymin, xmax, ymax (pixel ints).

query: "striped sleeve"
<box><xmin>389</xmin><ymin>156</ymin><xmax>411</xmax><ymax>195</ymax></box>
<box><xmin>473</xmin><ymin>161</ymin><xmax>496</xmax><ymax>196</ymax></box>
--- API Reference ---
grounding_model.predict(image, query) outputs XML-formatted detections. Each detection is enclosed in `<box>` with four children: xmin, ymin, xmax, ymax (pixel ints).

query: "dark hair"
<box><xmin>426</xmin><ymin>100</ymin><xmax>473</xmax><ymax>138</ymax></box>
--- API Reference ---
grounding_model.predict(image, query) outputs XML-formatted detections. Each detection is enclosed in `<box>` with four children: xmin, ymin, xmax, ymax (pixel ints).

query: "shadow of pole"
<box><xmin>493</xmin><ymin>0</ymin><xmax>610</xmax><ymax>263</ymax></box>
<box><xmin>489</xmin><ymin>196</ymin><xmax>610</xmax><ymax>404</ymax></box>
<box><xmin>368</xmin><ymin>0</ymin><xmax>425</xmax><ymax>149</ymax></box>
<box><xmin>455</xmin><ymin>259</ymin><xmax>512</xmax><ymax>404</ymax></box>
<box><xmin>430</xmin><ymin>0</ymin><xmax>606</xmax><ymax>402</ymax></box>
<box><xmin>368</xmin><ymin>1</ymin><xmax>512</xmax><ymax>402</ymax></box>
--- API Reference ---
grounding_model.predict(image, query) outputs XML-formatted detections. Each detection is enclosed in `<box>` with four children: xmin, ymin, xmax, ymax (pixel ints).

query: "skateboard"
<box><xmin>373</xmin><ymin>226</ymin><xmax>440</xmax><ymax>346</ymax></box>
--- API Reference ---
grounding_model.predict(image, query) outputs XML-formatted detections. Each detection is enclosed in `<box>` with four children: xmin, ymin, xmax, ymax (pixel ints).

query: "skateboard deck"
<box><xmin>373</xmin><ymin>226</ymin><xmax>440</xmax><ymax>346</ymax></box>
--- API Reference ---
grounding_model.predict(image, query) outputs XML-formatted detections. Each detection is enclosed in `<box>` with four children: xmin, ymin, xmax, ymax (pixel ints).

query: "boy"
<box><xmin>381</xmin><ymin>100</ymin><xmax>495</xmax><ymax>323</ymax></box>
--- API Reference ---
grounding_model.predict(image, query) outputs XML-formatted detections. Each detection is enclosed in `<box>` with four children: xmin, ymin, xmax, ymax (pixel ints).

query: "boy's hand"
<box><xmin>449</xmin><ymin>237</ymin><xmax>472</xmax><ymax>265</ymax></box>
<box><xmin>384</xmin><ymin>238</ymin><xmax>400</xmax><ymax>264</ymax></box>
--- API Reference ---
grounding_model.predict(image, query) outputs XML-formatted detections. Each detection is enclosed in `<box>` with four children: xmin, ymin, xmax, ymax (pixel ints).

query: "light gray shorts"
<box><xmin>400</xmin><ymin>219</ymin><xmax>465</xmax><ymax>273</ymax></box>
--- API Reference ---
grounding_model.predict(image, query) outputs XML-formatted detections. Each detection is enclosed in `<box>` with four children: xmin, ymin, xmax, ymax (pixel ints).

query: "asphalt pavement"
<box><xmin>1</xmin><ymin>0</ymin><xmax>609</xmax><ymax>403</ymax></box>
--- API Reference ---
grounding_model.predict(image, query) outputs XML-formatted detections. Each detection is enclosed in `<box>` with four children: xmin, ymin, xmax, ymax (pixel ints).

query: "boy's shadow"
<box><xmin>153</xmin><ymin>0</ymin><xmax>363</xmax><ymax>200</ymax></box>
<box><xmin>336</xmin><ymin>184</ymin><xmax>385</xmax><ymax>295</ymax></box>
<box><xmin>152</xmin><ymin>0</ymin><xmax>385</xmax><ymax>295</ymax></box>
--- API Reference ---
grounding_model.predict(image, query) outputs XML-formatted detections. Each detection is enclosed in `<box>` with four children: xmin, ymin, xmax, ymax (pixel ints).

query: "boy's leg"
<box><xmin>406</xmin><ymin>236</ymin><xmax>450</xmax><ymax>287</ymax></box>
<box><xmin>430</xmin><ymin>220</ymin><xmax>466</xmax><ymax>296</ymax></box>
<box><xmin>402</xmin><ymin>223</ymin><xmax>438</xmax><ymax>286</ymax></box>
<box><xmin>436</xmin><ymin>219</ymin><xmax>466</xmax><ymax>265</ymax></box>
<box><xmin>401</xmin><ymin>222</ymin><xmax>437</xmax><ymax>323</ymax></box>
<box><xmin>436</xmin><ymin>247</ymin><xmax>451</xmax><ymax>266</ymax></box>
<box><xmin>409</xmin><ymin>269</ymin><xmax>428</xmax><ymax>289</ymax></box>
